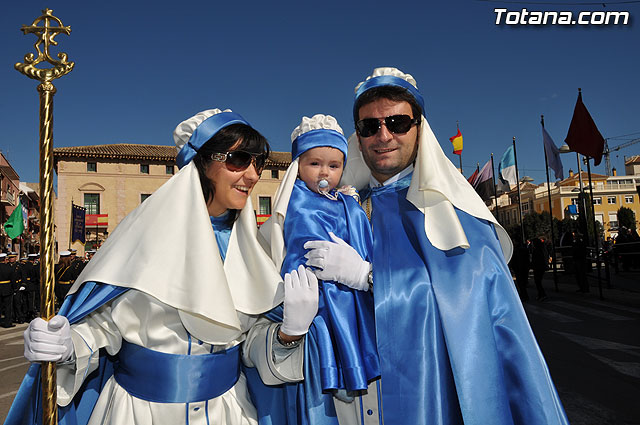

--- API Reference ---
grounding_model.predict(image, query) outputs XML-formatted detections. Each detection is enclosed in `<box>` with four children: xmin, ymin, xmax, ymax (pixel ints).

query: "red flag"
<box><xmin>565</xmin><ymin>90</ymin><xmax>605</xmax><ymax>166</ymax></box>
<box><xmin>449</xmin><ymin>129</ymin><xmax>463</xmax><ymax>155</ymax></box>
<box><xmin>467</xmin><ymin>166</ymin><xmax>479</xmax><ymax>186</ymax></box>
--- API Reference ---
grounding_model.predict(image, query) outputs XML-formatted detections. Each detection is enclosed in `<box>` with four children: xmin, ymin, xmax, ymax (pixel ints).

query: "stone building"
<box><xmin>1</xmin><ymin>152</ymin><xmax>22</xmax><ymax>252</ymax></box>
<box><xmin>54</xmin><ymin>144</ymin><xmax>291</xmax><ymax>255</ymax></box>
<box><xmin>493</xmin><ymin>165</ymin><xmax>640</xmax><ymax>240</ymax></box>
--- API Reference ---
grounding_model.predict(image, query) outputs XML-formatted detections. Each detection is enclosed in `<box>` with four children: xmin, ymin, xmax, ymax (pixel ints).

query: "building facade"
<box><xmin>54</xmin><ymin>144</ymin><xmax>292</xmax><ymax>255</ymax></box>
<box><xmin>493</xmin><ymin>166</ymin><xmax>640</xmax><ymax>240</ymax></box>
<box><xmin>1</xmin><ymin>152</ymin><xmax>22</xmax><ymax>253</ymax></box>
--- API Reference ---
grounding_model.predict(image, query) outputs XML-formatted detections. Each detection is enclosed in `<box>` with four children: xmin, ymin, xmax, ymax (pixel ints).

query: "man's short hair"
<box><xmin>353</xmin><ymin>85</ymin><xmax>423</xmax><ymax>128</ymax></box>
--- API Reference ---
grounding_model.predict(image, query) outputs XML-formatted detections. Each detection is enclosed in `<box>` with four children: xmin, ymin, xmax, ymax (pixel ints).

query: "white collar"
<box><xmin>370</xmin><ymin>165</ymin><xmax>414</xmax><ymax>188</ymax></box>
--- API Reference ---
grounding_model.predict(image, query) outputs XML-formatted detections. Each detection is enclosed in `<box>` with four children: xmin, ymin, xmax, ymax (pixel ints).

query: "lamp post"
<box><xmin>15</xmin><ymin>9</ymin><xmax>74</xmax><ymax>425</ymax></box>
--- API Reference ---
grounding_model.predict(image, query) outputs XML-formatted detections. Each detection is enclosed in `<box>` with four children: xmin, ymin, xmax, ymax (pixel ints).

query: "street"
<box><xmin>1</xmin><ymin>272</ymin><xmax>639</xmax><ymax>424</ymax></box>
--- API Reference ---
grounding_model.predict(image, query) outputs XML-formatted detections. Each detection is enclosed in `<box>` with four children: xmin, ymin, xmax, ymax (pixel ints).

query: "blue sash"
<box><xmin>114</xmin><ymin>341</ymin><xmax>240</xmax><ymax>403</ymax></box>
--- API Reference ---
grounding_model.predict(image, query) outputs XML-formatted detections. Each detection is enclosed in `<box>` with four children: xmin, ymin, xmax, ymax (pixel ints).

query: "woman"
<box><xmin>7</xmin><ymin>109</ymin><xmax>286</xmax><ymax>425</ymax></box>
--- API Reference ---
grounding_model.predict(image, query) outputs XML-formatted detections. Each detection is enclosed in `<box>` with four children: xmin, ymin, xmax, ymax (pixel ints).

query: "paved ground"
<box><xmin>0</xmin><ymin>268</ymin><xmax>638</xmax><ymax>424</ymax></box>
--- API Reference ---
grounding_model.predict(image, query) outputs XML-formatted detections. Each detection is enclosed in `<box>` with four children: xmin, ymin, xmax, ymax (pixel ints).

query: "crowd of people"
<box><xmin>0</xmin><ymin>248</ymin><xmax>95</xmax><ymax>328</ymax></box>
<box><xmin>6</xmin><ymin>67</ymin><xmax>570</xmax><ymax>425</ymax></box>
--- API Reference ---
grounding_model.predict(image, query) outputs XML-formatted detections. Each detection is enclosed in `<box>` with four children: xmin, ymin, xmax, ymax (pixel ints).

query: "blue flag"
<box><xmin>71</xmin><ymin>203</ymin><xmax>86</xmax><ymax>244</ymax></box>
<box><xmin>542</xmin><ymin>126</ymin><xmax>564</xmax><ymax>180</ymax></box>
<box><xmin>498</xmin><ymin>146</ymin><xmax>517</xmax><ymax>186</ymax></box>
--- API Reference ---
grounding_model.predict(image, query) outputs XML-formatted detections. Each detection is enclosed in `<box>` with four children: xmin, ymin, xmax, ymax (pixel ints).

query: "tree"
<box><xmin>618</xmin><ymin>206</ymin><xmax>637</xmax><ymax>231</ymax></box>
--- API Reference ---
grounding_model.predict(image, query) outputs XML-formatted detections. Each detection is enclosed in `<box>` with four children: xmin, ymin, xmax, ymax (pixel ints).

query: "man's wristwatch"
<box><xmin>276</xmin><ymin>325</ymin><xmax>302</xmax><ymax>348</ymax></box>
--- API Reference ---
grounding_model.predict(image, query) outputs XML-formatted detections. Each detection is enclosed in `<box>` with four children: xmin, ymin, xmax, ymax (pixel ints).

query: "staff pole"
<box><xmin>15</xmin><ymin>9</ymin><xmax>75</xmax><ymax>425</ymax></box>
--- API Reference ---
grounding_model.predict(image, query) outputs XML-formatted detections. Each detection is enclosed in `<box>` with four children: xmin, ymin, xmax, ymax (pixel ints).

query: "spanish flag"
<box><xmin>449</xmin><ymin>128</ymin><xmax>463</xmax><ymax>155</ymax></box>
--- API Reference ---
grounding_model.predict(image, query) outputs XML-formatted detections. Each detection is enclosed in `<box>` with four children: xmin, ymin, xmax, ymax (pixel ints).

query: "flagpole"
<box><xmin>513</xmin><ymin>137</ymin><xmax>526</xmax><ymax>244</ymax></box>
<box><xmin>585</xmin><ymin>155</ymin><xmax>604</xmax><ymax>299</ymax></box>
<box><xmin>15</xmin><ymin>10</ymin><xmax>75</xmax><ymax>425</ymax></box>
<box><xmin>491</xmin><ymin>153</ymin><xmax>499</xmax><ymax>219</ymax></box>
<box><xmin>457</xmin><ymin>121</ymin><xmax>463</xmax><ymax>173</ymax></box>
<box><xmin>541</xmin><ymin>115</ymin><xmax>559</xmax><ymax>292</ymax></box>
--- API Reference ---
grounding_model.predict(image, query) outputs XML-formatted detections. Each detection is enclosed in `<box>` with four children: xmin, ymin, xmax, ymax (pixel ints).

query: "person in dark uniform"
<box><xmin>70</xmin><ymin>248</ymin><xmax>86</xmax><ymax>275</ymax></box>
<box><xmin>8</xmin><ymin>252</ymin><xmax>27</xmax><ymax>323</ymax></box>
<box><xmin>572</xmin><ymin>232</ymin><xmax>589</xmax><ymax>293</ymax></box>
<box><xmin>0</xmin><ymin>253</ymin><xmax>17</xmax><ymax>328</ymax></box>
<box><xmin>24</xmin><ymin>254</ymin><xmax>40</xmax><ymax>320</ymax></box>
<box><xmin>55</xmin><ymin>251</ymin><xmax>77</xmax><ymax>307</ymax></box>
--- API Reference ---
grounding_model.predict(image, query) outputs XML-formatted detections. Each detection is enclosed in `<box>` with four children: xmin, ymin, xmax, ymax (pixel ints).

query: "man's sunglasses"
<box><xmin>356</xmin><ymin>114</ymin><xmax>419</xmax><ymax>138</ymax></box>
<box><xmin>210</xmin><ymin>150</ymin><xmax>267</xmax><ymax>173</ymax></box>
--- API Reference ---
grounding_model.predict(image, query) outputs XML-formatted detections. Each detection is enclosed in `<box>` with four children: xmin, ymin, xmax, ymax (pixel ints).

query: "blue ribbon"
<box><xmin>354</xmin><ymin>75</ymin><xmax>426</xmax><ymax>115</ymax></box>
<box><xmin>291</xmin><ymin>129</ymin><xmax>348</xmax><ymax>162</ymax></box>
<box><xmin>176</xmin><ymin>112</ymin><xmax>250</xmax><ymax>169</ymax></box>
<box><xmin>114</xmin><ymin>341</ymin><xmax>241</xmax><ymax>403</ymax></box>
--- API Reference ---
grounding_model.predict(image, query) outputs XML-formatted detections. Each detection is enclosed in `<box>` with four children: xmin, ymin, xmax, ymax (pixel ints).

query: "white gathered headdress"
<box><xmin>71</xmin><ymin>109</ymin><xmax>284</xmax><ymax>344</ymax></box>
<box><xmin>342</xmin><ymin>67</ymin><xmax>513</xmax><ymax>260</ymax></box>
<box><xmin>259</xmin><ymin>114</ymin><xmax>346</xmax><ymax>271</ymax></box>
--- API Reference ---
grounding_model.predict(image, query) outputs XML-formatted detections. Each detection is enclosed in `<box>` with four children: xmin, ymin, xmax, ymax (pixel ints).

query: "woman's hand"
<box><xmin>24</xmin><ymin>315</ymin><xmax>74</xmax><ymax>363</ymax></box>
<box><xmin>280</xmin><ymin>265</ymin><xmax>319</xmax><ymax>338</ymax></box>
<box><xmin>304</xmin><ymin>232</ymin><xmax>371</xmax><ymax>291</ymax></box>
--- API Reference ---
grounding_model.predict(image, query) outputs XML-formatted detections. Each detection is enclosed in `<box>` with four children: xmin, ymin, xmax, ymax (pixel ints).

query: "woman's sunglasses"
<box><xmin>356</xmin><ymin>114</ymin><xmax>419</xmax><ymax>138</ymax></box>
<box><xmin>210</xmin><ymin>150</ymin><xmax>267</xmax><ymax>174</ymax></box>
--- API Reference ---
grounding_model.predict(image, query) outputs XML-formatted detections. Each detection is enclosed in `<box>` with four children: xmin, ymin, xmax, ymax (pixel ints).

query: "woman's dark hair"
<box><xmin>193</xmin><ymin>123</ymin><xmax>270</xmax><ymax>220</ymax></box>
<box><xmin>353</xmin><ymin>85</ymin><xmax>423</xmax><ymax>129</ymax></box>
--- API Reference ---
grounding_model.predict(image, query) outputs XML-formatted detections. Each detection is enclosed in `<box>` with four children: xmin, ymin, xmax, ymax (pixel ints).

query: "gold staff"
<box><xmin>15</xmin><ymin>9</ymin><xmax>74</xmax><ymax>425</ymax></box>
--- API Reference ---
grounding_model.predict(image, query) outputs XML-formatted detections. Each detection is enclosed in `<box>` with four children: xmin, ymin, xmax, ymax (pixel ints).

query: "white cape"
<box><xmin>71</xmin><ymin>162</ymin><xmax>284</xmax><ymax>343</ymax></box>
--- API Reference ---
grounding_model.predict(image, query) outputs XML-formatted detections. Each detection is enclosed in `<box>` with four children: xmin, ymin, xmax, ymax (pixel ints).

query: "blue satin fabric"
<box><xmin>176</xmin><ymin>111</ymin><xmax>250</xmax><ymax>168</ymax></box>
<box><xmin>245</xmin><ymin>180</ymin><xmax>379</xmax><ymax>425</ymax></box>
<box><xmin>210</xmin><ymin>212</ymin><xmax>232</xmax><ymax>261</ymax></box>
<box><xmin>366</xmin><ymin>174</ymin><xmax>568</xmax><ymax>425</ymax></box>
<box><xmin>354</xmin><ymin>75</ymin><xmax>426</xmax><ymax>115</ymax></box>
<box><xmin>291</xmin><ymin>129</ymin><xmax>348</xmax><ymax>161</ymax></box>
<box><xmin>114</xmin><ymin>341</ymin><xmax>240</xmax><ymax>403</ymax></box>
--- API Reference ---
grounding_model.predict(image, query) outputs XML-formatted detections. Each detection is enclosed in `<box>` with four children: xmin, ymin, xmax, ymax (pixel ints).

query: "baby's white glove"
<box><xmin>24</xmin><ymin>315</ymin><xmax>74</xmax><ymax>363</ymax></box>
<box><xmin>304</xmin><ymin>232</ymin><xmax>371</xmax><ymax>291</ymax></box>
<box><xmin>281</xmin><ymin>265</ymin><xmax>319</xmax><ymax>336</ymax></box>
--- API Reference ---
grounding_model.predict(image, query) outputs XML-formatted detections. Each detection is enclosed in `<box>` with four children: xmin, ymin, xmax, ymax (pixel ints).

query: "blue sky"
<box><xmin>1</xmin><ymin>1</ymin><xmax>639</xmax><ymax>186</ymax></box>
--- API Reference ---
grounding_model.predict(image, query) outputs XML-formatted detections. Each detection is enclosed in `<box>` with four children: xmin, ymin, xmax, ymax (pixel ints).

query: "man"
<box><xmin>55</xmin><ymin>251</ymin><xmax>77</xmax><ymax>306</ymax></box>
<box><xmin>24</xmin><ymin>254</ymin><xmax>40</xmax><ymax>319</ymax></box>
<box><xmin>0</xmin><ymin>253</ymin><xmax>17</xmax><ymax>328</ymax></box>
<box><xmin>303</xmin><ymin>68</ymin><xmax>569</xmax><ymax>424</ymax></box>
<box><xmin>8</xmin><ymin>252</ymin><xmax>27</xmax><ymax>323</ymax></box>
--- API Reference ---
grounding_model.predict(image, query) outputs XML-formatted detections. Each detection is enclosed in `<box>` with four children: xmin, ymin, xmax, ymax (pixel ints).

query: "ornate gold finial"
<box><xmin>15</xmin><ymin>9</ymin><xmax>74</xmax><ymax>82</ymax></box>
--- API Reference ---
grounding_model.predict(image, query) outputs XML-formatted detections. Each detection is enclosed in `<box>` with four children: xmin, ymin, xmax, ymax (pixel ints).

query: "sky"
<box><xmin>1</xmin><ymin>0</ymin><xmax>639</xmax><ymax>187</ymax></box>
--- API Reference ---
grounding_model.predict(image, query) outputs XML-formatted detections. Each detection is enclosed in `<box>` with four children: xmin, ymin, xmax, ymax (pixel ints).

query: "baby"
<box><xmin>250</xmin><ymin>114</ymin><xmax>380</xmax><ymax>425</ymax></box>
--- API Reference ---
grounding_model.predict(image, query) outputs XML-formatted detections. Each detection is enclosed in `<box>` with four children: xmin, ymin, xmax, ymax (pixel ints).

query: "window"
<box><xmin>522</xmin><ymin>203</ymin><xmax>529</xmax><ymax>212</ymax></box>
<box><xmin>609</xmin><ymin>212</ymin><xmax>618</xmax><ymax>229</ymax></box>
<box><xmin>592</xmin><ymin>197</ymin><xmax>601</xmax><ymax>205</ymax></box>
<box><xmin>271</xmin><ymin>170</ymin><xmax>279</xmax><ymax>179</ymax></box>
<box><xmin>84</xmin><ymin>193</ymin><xmax>100</xmax><ymax>215</ymax></box>
<box><xmin>141</xmin><ymin>194</ymin><xmax>151</xmax><ymax>203</ymax></box>
<box><xmin>595</xmin><ymin>214</ymin><xmax>603</xmax><ymax>225</ymax></box>
<box><xmin>258</xmin><ymin>196</ymin><xmax>271</xmax><ymax>215</ymax></box>
<box><xmin>87</xmin><ymin>162</ymin><xmax>97</xmax><ymax>172</ymax></box>
<box><xmin>166</xmin><ymin>165</ymin><xmax>174</xmax><ymax>175</ymax></box>
<box><xmin>140</xmin><ymin>164</ymin><xmax>149</xmax><ymax>174</ymax></box>
<box><xmin>607</xmin><ymin>196</ymin><xmax>616</xmax><ymax>204</ymax></box>
<box><xmin>571</xmin><ymin>198</ymin><xmax>579</xmax><ymax>205</ymax></box>
<box><xmin>625</xmin><ymin>195</ymin><xmax>634</xmax><ymax>203</ymax></box>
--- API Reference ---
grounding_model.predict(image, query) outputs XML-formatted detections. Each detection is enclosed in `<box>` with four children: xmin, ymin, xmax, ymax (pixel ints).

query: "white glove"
<box><xmin>24</xmin><ymin>315</ymin><xmax>74</xmax><ymax>363</ymax></box>
<box><xmin>19</xmin><ymin>286</ymin><xmax>26</xmax><ymax>291</ymax></box>
<box><xmin>304</xmin><ymin>232</ymin><xmax>371</xmax><ymax>291</ymax></box>
<box><xmin>281</xmin><ymin>265</ymin><xmax>319</xmax><ymax>336</ymax></box>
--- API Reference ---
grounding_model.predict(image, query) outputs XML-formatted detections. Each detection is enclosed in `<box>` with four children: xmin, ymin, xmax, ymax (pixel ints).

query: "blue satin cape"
<box><xmin>6</xmin><ymin>217</ymin><xmax>235</xmax><ymax>425</ymax></box>
<box><xmin>365</xmin><ymin>174</ymin><xmax>568</xmax><ymax>425</ymax></box>
<box><xmin>245</xmin><ymin>180</ymin><xmax>379</xmax><ymax>425</ymax></box>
